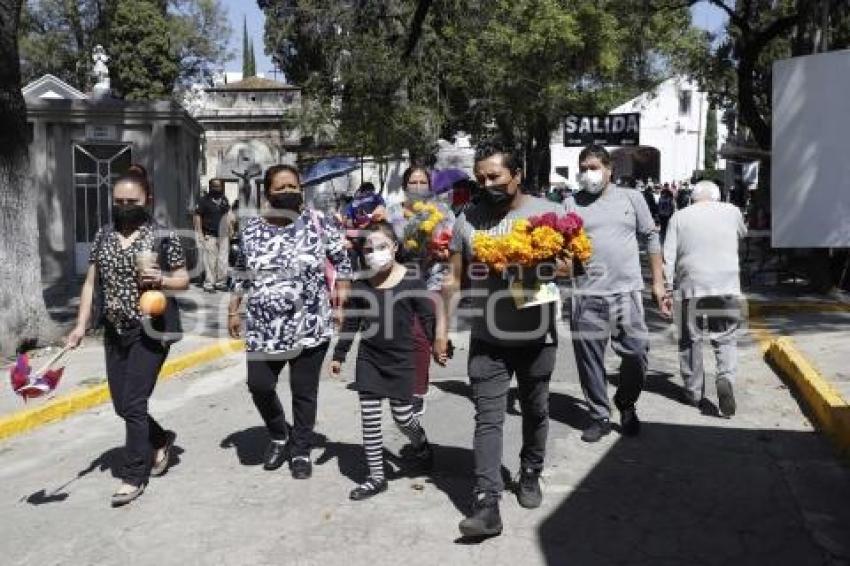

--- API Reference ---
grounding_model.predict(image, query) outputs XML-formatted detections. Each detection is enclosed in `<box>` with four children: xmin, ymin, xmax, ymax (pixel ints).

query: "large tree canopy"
<box><xmin>656</xmin><ymin>0</ymin><xmax>850</xmax><ymax>150</ymax></box>
<box><xmin>260</xmin><ymin>0</ymin><xmax>704</xmax><ymax>188</ymax></box>
<box><xmin>19</xmin><ymin>0</ymin><xmax>232</xmax><ymax>98</ymax></box>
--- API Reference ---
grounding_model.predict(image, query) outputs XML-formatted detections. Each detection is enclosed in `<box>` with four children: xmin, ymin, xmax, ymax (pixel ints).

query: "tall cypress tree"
<box><xmin>241</xmin><ymin>15</ymin><xmax>251</xmax><ymax>78</ymax></box>
<box><xmin>704</xmin><ymin>102</ymin><xmax>718</xmax><ymax>170</ymax></box>
<box><xmin>247</xmin><ymin>38</ymin><xmax>256</xmax><ymax>77</ymax></box>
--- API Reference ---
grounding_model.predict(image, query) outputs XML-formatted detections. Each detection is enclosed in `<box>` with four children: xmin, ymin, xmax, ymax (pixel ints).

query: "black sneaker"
<box><xmin>349</xmin><ymin>477</ymin><xmax>388</xmax><ymax>501</ymax></box>
<box><xmin>400</xmin><ymin>440</ymin><xmax>434</xmax><ymax>471</ymax></box>
<box><xmin>290</xmin><ymin>455</ymin><xmax>312</xmax><ymax>479</ymax></box>
<box><xmin>262</xmin><ymin>440</ymin><xmax>288</xmax><ymax>471</ymax></box>
<box><xmin>620</xmin><ymin>406</ymin><xmax>641</xmax><ymax>437</ymax></box>
<box><xmin>516</xmin><ymin>467</ymin><xmax>543</xmax><ymax>509</ymax></box>
<box><xmin>716</xmin><ymin>378</ymin><xmax>737</xmax><ymax>417</ymax></box>
<box><xmin>581</xmin><ymin>419</ymin><xmax>612</xmax><ymax>443</ymax></box>
<box><xmin>458</xmin><ymin>493</ymin><xmax>502</xmax><ymax>539</ymax></box>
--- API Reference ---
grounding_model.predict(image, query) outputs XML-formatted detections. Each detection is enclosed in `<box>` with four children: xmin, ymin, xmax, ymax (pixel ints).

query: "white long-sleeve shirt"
<box><xmin>663</xmin><ymin>201</ymin><xmax>747</xmax><ymax>298</ymax></box>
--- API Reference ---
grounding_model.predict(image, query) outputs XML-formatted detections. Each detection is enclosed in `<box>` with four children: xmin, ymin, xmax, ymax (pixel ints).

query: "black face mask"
<box><xmin>482</xmin><ymin>184</ymin><xmax>513</xmax><ymax>207</ymax></box>
<box><xmin>268</xmin><ymin>191</ymin><xmax>303</xmax><ymax>211</ymax></box>
<box><xmin>112</xmin><ymin>204</ymin><xmax>149</xmax><ymax>232</ymax></box>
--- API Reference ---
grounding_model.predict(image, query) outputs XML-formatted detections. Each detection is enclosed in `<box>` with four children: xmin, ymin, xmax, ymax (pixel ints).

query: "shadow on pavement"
<box><xmin>313</xmin><ymin>432</ymin><xmax>509</xmax><ymax>517</ymax></box>
<box><xmin>23</xmin><ymin>445</ymin><xmax>143</xmax><ymax>505</ymax></box>
<box><xmin>220</xmin><ymin>426</ymin><xmax>269</xmax><ymax>466</ymax></box>
<box><xmin>537</xmin><ymin>422</ymin><xmax>850</xmax><ymax>565</ymax></box>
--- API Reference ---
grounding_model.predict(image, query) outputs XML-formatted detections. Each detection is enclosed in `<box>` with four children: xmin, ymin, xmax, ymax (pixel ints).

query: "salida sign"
<box><xmin>563</xmin><ymin>113</ymin><xmax>640</xmax><ymax>147</ymax></box>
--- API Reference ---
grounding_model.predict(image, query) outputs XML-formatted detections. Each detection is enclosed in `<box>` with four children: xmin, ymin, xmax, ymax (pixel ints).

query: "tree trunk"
<box><xmin>0</xmin><ymin>0</ymin><xmax>56</xmax><ymax>356</ymax></box>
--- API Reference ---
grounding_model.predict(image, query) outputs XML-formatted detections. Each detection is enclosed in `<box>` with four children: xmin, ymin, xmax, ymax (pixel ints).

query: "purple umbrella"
<box><xmin>431</xmin><ymin>168</ymin><xmax>469</xmax><ymax>194</ymax></box>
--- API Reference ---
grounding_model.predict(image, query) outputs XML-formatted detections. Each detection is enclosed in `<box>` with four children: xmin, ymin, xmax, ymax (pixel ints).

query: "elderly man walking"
<box><xmin>663</xmin><ymin>180</ymin><xmax>747</xmax><ymax>416</ymax></box>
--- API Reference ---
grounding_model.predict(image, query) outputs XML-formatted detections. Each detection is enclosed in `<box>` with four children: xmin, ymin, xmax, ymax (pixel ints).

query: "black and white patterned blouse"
<box><xmin>231</xmin><ymin>210</ymin><xmax>353</xmax><ymax>353</ymax></box>
<box><xmin>89</xmin><ymin>223</ymin><xmax>186</xmax><ymax>334</ymax></box>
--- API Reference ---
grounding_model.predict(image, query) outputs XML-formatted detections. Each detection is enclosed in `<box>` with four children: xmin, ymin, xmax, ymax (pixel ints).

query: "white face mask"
<box><xmin>579</xmin><ymin>169</ymin><xmax>607</xmax><ymax>194</ymax></box>
<box><xmin>365</xmin><ymin>248</ymin><xmax>394</xmax><ymax>271</ymax></box>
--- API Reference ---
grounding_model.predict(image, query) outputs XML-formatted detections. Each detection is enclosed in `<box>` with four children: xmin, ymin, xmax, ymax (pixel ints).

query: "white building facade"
<box><xmin>550</xmin><ymin>76</ymin><xmax>727</xmax><ymax>186</ymax></box>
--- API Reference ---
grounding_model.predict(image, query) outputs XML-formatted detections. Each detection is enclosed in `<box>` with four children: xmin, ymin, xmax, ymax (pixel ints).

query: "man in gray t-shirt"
<box><xmin>438</xmin><ymin>141</ymin><xmax>572</xmax><ymax>539</ymax></box>
<box><xmin>570</xmin><ymin>145</ymin><xmax>669</xmax><ymax>444</ymax></box>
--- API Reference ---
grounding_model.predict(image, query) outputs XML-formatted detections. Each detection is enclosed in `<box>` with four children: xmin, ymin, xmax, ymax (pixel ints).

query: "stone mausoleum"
<box><xmin>24</xmin><ymin>73</ymin><xmax>202</xmax><ymax>298</ymax></box>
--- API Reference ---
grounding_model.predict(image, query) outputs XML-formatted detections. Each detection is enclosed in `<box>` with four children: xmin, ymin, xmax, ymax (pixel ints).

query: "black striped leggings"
<box><xmin>359</xmin><ymin>392</ymin><xmax>426</xmax><ymax>482</ymax></box>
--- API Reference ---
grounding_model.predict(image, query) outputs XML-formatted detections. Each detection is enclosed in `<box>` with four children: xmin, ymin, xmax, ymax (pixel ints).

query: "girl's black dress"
<box><xmin>332</xmin><ymin>274</ymin><xmax>436</xmax><ymax>400</ymax></box>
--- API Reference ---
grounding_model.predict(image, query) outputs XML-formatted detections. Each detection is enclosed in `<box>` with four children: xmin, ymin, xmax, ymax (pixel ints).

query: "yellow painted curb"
<box><xmin>749</xmin><ymin>302</ymin><xmax>850</xmax><ymax>455</ymax></box>
<box><xmin>0</xmin><ymin>339</ymin><xmax>244</xmax><ymax>442</ymax></box>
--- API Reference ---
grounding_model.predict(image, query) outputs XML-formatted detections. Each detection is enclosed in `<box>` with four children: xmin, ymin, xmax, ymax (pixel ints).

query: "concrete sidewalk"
<box><xmin>746</xmin><ymin>290</ymin><xmax>850</xmax><ymax>455</ymax></box>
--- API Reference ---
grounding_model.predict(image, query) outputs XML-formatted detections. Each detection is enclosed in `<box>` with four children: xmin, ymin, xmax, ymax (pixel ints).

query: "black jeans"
<box><xmin>468</xmin><ymin>339</ymin><xmax>556</xmax><ymax>497</ymax></box>
<box><xmin>105</xmin><ymin>326</ymin><xmax>170</xmax><ymax>487</ymax></box>
<box><xmin>246</xmin><ymin>343</ymin><xmax>329</xmax><ymax>456</ymax></box>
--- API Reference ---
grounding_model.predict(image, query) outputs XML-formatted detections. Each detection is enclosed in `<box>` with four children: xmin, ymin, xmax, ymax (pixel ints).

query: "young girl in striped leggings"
<box><xmin>330</xmin><ymin>222</ymin><xmax>447</xmax><ymax>500</ymax></box>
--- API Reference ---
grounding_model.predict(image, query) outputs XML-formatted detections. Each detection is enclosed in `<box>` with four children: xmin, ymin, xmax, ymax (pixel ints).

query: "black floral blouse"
<box><xmin>230</xmin><ymin>210</ymin><xmax>352</xmax><ymax>353</ymax></box>
<box><xmin>89</xmin><ymin>223</ymin><xmax>186</xmax><ymax>334</ymax></box>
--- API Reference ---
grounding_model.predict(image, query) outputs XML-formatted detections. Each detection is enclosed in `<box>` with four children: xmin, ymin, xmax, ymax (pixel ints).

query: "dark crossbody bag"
<box><xmin>144</xmin><ymin>224</ymin><xmax>183</xmax><ymax>346</ymax></box>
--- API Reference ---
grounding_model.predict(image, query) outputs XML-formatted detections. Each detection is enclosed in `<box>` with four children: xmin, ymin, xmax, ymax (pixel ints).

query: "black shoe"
<box><xmin>263</xmin><ymin>441</ymin><xmax>288</xmax><ymax>471</ymax></box>
<box><xmin>400</xmin><ymin>440</ymin><xmax>434</xmax><ymax>471</ymax></box>
<box><xmin>620</xmin><ymin>406</ymin><xmax>641</xmax><ymax>437</ymax></box>
<box><xmin>716</xmin><ymin>378</ymin><xmax>736</xmax><ymax>417</ymax></box>
<box><xmin>349</xmin><ymin>477</ymin><xmax>388</xmax><ymax>501</ymax></box>
<box><xmin>290</xmin><ymin>455</ymin><xmax>312</xmax><ymax>479</ymax></box>
<box><xmin>581</xmin><ymin>419</ymin><xmax>612</xmax><ymax>443</ymax></box>
<box><xmin>458</xmin><ymin>493</ymin><xmax>503</xmax><ymax>539</ymax></box>
<box><xmin>516</xmin><ymin>467</ymin><xmax>543</xmax><ymax>509</ymax></box>
<box><xmin>150</xmin><ymin>430</ymin><xmax>176</xmax><ymax>477</ymax></box>
<box><xmin>214</xmin><ymin>283</ymin><xmax>228</xmax><ymax>292</ymax></box>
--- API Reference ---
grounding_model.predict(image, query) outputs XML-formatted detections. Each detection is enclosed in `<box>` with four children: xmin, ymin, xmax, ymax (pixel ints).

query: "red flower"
<box><xmin>530</xmin><ymin>212</ymin><xmax>559</xmax><ymax>231</ymax></box>
<box><xmin>430</xmin><ymin>229</ymin><xmax>453</xmax><ymax>249</ymax></box>
<box><xmin>556</xmin><ymin>212</ymin><xmax>583</xmax><ymax>238</ymax></box>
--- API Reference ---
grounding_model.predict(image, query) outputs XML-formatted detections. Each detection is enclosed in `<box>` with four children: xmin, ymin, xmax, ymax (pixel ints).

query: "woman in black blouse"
<box><xmin>330</xmin><ymin>222</ymin><xmax>447</xmax><ymax>500</ymax></box>
<box><xmin>66</xmin><ymin>173</ymin><xmax>189</xmax><ymax>507</ymax></box>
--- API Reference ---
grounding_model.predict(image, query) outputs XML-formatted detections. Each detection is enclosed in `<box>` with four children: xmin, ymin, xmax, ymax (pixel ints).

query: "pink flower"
<box><xmin>557</xmin><ymin>212</ymin><xmax>583</xmax><ymax>238</ymax></box>
<box><xmin>530</xmin><ymin>212</ymin><xmax>559</xmax><ymax>231</ymax></box>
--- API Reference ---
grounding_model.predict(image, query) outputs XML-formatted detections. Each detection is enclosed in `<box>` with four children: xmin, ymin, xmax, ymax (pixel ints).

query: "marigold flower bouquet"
<box><xmin>472</xmin><ymin>211</ymin><xmax>592</xmax><ymax>308</ymax></box>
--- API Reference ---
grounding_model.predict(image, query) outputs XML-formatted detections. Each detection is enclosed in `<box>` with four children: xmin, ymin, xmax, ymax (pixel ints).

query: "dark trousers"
<box><xmin>412</xmin><ymin>314</ymin><xmax>431</xmax><ymax>396</ymax></box>
<box><xmin>105</xmin><ymin>327</ymin><xmax>170</xmax><ymax>487</ymax></box>
<box><xmin>468</xmin><ymin>339</ymin><xmax>556</xmax><ymax>496</ymax></box>
<box><xmin>246</xmin><ymin>343</ymin><xmax>329</xmax><ymax>455</ymax></box>
<box><xmin>571</xmin><ymin>291</ymin><xmax>649</xmax><ymax>421</ymax></box>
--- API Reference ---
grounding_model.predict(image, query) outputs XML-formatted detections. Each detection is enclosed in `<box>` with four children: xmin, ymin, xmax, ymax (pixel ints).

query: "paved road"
<box><xmin>1</xmin><ymin>309</ymin><xmax>849</xmax><ymax>566</ymax></box>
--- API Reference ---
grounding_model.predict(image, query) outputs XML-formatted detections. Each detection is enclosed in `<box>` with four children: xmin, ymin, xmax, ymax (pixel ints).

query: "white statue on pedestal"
<box><xmin>91</xmin><ymin>45</ymin><xmax>111</xmax><ymax>98</ymax></box>
<box><xmin>181</xmin><ymin>83</ymin><xmax>209</xmax><ymax>116</ymax></box>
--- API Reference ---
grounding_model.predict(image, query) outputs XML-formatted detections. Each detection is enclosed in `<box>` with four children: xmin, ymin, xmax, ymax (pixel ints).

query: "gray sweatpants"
<box><xmin>571</xmin><ymin>291</ymin><xmax>649</xmax><ymax>421</ymax></box>
<box><xmin>677</xmin><ymin>296</ymin><xmax>740</xmax><ymax>402</ymax></box>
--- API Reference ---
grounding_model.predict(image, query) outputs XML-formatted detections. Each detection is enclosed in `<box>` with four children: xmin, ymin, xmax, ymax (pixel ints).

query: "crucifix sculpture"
<box><xmin>232</xmin><ymin>162</ymin><xmax>263</xmax><ymax>210</ymax></box>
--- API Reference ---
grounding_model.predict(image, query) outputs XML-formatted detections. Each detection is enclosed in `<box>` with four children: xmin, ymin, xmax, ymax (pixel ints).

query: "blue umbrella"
<box><xmin>302</xmin><ymin>157</ymin><xmax>359</xmax><ymax>186</ymax></box>
<box><xmin>431</xmin><ymin>168</ymin><xmax>469</xmax><ymax>194</ymax></box>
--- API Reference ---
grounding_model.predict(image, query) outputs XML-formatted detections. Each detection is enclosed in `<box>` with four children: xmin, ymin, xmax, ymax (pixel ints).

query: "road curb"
<box><xmin>0</xmin><ymin>338</ymin><xmax>244</xmax><ymax>442</ymax></box>
<box><xmin>750</xmin><ymin>302</ymin><xmax>850</xmax><ymax>455</ymax></box>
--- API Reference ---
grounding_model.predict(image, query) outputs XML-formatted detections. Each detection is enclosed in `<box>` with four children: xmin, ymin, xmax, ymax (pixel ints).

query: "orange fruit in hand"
<box><xmin>139</xmin><ymin>290</ymin><xmax>167</xmax><ymax>316</ymax></box>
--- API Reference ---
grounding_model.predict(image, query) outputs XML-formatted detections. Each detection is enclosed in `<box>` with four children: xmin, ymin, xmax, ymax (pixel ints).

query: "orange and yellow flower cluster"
<box><xmin>472</xmin><ymin>212</ymin><xmax>592</xmax><ymax>273</ymax></box>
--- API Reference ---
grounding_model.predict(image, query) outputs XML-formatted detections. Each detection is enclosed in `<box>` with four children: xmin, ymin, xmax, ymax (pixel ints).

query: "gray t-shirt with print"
<box><xmin>451</xmin><ymin>195</ymin><xmax>574</xmax><ymax>345</ymax></box>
